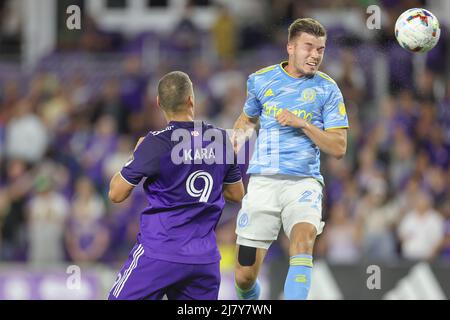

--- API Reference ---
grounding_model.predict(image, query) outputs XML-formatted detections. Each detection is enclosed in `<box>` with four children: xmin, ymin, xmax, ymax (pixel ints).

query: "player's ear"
<box><xmin>156</xmin><ymin>95</ymin><xmax>162</xmax><ymax>109</ymax></box>
<box><xmin>187</xmin><ymin>94</ymin><xmax>194</xmax><ymax>109</ymax></box>
<box><xmin>287</xmin><ymin>41</ymin><xmax>294</xmax><ymax>55</ymax></box>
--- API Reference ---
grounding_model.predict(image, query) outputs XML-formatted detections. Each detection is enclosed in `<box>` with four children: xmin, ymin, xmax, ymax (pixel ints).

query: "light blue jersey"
<box><xmin>243</xmin><ymin>62</ymin><xmax>349</xmax><ymax>184</ymax></box>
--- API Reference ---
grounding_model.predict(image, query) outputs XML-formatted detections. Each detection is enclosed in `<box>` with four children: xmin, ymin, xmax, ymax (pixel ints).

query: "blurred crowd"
<box><xmin>0</xmin><ymin>0</ymin><xmax>449</xmax><ymax>269</ymax></box>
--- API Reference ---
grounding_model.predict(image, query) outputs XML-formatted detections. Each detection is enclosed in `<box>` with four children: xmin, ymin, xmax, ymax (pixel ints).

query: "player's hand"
<box><xmin>134</xmin><ymin>137</ymin><xmax>145</xmax><ymax>151</ymax></box>
<box><xmin>276</xmin><ymin>109</ymin><xmax>306</xmax><ymax>129</ymax></box>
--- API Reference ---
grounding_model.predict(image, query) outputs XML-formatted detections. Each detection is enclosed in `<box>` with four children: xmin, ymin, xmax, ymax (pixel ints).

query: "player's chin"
<box><xmin>304</xmin><ymin>65</ymin><xmax>317</xmax><ymax>76</ymax></box>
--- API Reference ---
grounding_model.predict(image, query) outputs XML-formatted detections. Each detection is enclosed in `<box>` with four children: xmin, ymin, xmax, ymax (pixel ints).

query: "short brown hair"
<box><xmin>158</xmin><ymin>71</ymin><xmax>193</xmax><ymax>113</ymax></box>
<box><xmin>288</xmin><ymin>18</ymin><xmax>326</xmax><ymax>42</ymax></box>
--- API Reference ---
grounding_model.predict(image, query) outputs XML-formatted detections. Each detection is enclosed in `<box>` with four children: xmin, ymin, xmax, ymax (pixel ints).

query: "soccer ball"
<box><xmin>394</xmin><ymin>8</ymin><xmax>440</xmax><ymax>53</ymax></box>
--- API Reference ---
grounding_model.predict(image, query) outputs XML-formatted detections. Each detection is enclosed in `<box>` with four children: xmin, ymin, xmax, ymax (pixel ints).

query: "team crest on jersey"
<box><xmin>238</xmin><ymin>212</ymin><xmax>249</xmax><ymax>228</ymax></box>
<box><xmin>302</xmin><ymin>88</ymin><xmax>316</xmax><ymax>102</ymax></box>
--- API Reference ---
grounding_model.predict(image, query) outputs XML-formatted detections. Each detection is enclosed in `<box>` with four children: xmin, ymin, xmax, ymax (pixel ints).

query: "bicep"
<box><xmin>322</xmin><ymin>87</ymin><xmax>349</xmax><ymax>130</ymax></box>
<box><xmin>109</xmin><ymin>172</ymin><xmax>135</xmax><ymax>203</ymax></box>
<box><xmin>243</xmin><ymin>76</ymin><xmax>262</xmax><ymax>118</ymax></box>
<box><xmin>121</xmin><ymin>135</ymin><xmax>167</xmax><ymax>185</ymax></box>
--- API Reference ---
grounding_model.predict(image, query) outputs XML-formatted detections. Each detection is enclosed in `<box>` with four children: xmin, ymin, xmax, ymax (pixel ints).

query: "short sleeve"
<box><xmin>243</xmin><ymin>75</ymin><xmax>262</xmax><ymax>118</ymax></box>
<box><xmin>223</xmin><ymin>130</ymin><xmax>242</xmax><ymax>184</ymax></box>
<box><xmin>224</xmin><ymin>163</ymin><xmax>242</xmax><ymax>184</ymax></box>
<box><xmin>323</xmin><ymin>85</ymin><xmax>349</xmax><ymax>130</ymax></box>
<box><xmin>120</xmin><ymin>134</ymin><xmax>169</xmax><ymax>186</ymax></box>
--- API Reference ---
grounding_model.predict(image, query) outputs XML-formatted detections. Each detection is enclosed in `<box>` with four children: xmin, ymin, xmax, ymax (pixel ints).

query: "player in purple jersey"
<box><xmin>107</xmin><ymin>71</ymin><xmax>244</xmax><ymax>300</ymax></box>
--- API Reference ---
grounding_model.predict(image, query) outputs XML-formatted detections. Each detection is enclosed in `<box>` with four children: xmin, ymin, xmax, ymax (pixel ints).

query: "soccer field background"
<box><xmin>0</xmin><ymin>0</ymin><xmax>449</xmax><ymax>300</ymax></box>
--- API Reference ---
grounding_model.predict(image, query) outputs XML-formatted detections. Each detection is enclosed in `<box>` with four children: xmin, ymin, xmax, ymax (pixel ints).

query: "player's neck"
<box><xmin>284</xmin><ymin>62</ymin><xmax>306</xmax><ymax>78</ymax></box>
<box><xmin>166</xmin><ymin>113</ymin><xmax>194</xmax><ymax>123</ymax></box>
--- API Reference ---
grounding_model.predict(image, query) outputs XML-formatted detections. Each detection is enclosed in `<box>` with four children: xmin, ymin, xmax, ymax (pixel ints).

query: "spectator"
<box><xmin>65</xmin><ymin>176</ymin><xmax>110</xmax><ymax>264</ymax></box>
<box><xmin>26</xmin><ymin>175</ymin><xmax>69</xmax><ymax>266</ymax></box>
<box><xmin>5</xmin><ymin>99</ymin><xmax>49</xmax><ymax>164</ymax></box>
<box><xmin>355</xmin><ymin>179</ymin><xmax>400</xmax><ymax>262</ymax></box>
<box><xmin>81</xmin><ymin>114</ymin><xmax>118</xmax><ymax>189</ymax></box>
<box><xmin>211</xmin><ymin>4</ymin><xmax>237</xmax><ymax>60</ymax></box>
<box><xmin>319</xmin><ymin>201</ymin><xmax>361</xmax><ymax>264</ymax></box>
<box><xmin>397</xmin><ymin>190</ymin><xmax>444</xmax><ymax>261</ymax></box>
<box><xmin>0</xmin><ymin>159</ymin><xmax>33</xmax><ymax>260</ymax></box>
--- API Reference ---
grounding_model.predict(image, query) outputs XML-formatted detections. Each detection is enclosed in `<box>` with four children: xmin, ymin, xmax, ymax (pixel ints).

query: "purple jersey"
<box><xmin>120</xmin><ymin>121</ymin><xmax>241</xmax><ymax>264</ymax></box>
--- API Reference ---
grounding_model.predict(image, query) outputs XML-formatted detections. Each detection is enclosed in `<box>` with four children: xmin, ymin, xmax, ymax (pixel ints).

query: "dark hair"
<box><xmin>288</xmin><ymin>18</ymin><xmax>327</xmax><ymax>42</ymax></box>
<box><xmin>157</xmin><ymin>71</ymin><xmax>193</xmax><ymax>113</ymax></box>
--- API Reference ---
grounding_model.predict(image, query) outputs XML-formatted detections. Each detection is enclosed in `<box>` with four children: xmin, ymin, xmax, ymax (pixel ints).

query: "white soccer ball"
<box><xmin>394</xmin><ymin>8</ymin><xmax>440</xmax><ymax>53</ymax></box>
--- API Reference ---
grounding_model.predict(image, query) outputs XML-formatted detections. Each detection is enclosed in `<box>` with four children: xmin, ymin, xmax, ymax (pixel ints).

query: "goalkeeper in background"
<box><xmin>232</xmin><ymin>18</ymin><xmax>349</xmax><ymax>300</ymax></box>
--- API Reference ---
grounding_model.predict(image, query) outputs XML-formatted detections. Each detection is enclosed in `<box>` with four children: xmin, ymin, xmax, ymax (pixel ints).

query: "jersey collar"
<box><xmin>279</xmin><ymin>61</ymin><xmax>315</xmax><ymax>81</ymax></box>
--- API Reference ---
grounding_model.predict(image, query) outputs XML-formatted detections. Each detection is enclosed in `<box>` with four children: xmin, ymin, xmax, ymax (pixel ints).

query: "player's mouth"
<box><xmin>306</xmin><ymin>62</ymin><xmax>318</xmax><ymax>67</ymax></box>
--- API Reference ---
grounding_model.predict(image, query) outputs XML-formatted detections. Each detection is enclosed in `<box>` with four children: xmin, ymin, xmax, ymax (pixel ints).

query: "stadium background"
<box><xmin>0</xmin><ymin>0</ymin><xmax>449</xmax><ymax>299</ymax></box>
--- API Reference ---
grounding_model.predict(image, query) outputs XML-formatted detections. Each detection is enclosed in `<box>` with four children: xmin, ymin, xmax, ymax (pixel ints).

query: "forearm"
<box><xmin>233</xmin><ymin>112</ymin><xmax>258</xmax><ymax>132</ymax></box>
<box><xmin>276</xmin><ymin>110</ymin><xmax>347</xmax><ymax>159</ymax></box>
<box><xmin>232</xmin><ymin>112</ymin><xmax>259</xmax><ymax>152</ymax></box>
<box><xmin>301</xmin><ymin>123</ymin><xmax>346</xmax><ymax>159</ymax></box>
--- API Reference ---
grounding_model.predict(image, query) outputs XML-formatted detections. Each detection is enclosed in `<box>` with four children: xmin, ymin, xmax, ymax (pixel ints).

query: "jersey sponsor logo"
<box><xmin>186</xmin><ymin>170</ymin><xmax>214</xmax><ymax>203</ymax></box>
<box><xmin>262</xmin><ymin>103</ymin><xmax>313</xmax><ymax>123</ymax></box>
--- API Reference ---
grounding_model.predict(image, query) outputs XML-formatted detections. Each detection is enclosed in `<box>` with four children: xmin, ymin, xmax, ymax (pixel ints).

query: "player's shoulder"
<box><xmin>144</xmin><ymin>124</ymin><xmax>177</xmax><ymax>146</ymax></box>
<box><xmin>203</xmin><ymin>122</ymin><xmax>228</xmax><ymax>135</ymax></box>
<box><xmin>314</xmin><ymin>71</ymin><xmax>339</xmax><ymax>87</ymax></box>
<box><xmin>251</xmin><ymin>63</ymin><xmax>279</xmax><ymax>78</ymax></box>
<box><xmin>148</xmin><ymin>124</ymin><xmax>176</xmax><ymax>137</ymax></box>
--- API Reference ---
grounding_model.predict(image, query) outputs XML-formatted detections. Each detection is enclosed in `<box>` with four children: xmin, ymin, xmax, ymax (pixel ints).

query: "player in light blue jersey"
<box><xmin>232</xmin><ymin>18</ymin><xmax>349</xmax><ymax>300</ymax></box>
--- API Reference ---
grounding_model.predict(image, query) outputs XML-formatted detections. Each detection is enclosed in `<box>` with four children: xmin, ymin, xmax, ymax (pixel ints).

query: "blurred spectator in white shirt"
<box><xmin>398</xmin><ymin>190</ymin><xmax>444</xmax><ymax>261</ymax></box>
<box><xmin>27</xmin><ymin>175</ymin><xmax>69</xmax><ymax>266</ymax></box>
<box><xmin>5</xmin><ymin>99</ymin><xmax>49</xmax><ymax>163</ymax></box>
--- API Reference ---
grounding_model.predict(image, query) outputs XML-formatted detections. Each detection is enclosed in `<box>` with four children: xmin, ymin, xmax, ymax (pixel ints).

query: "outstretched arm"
<box><xmin>276</xmin><ymin>110</ymin><xmax>347</xmax><ymax>159</ymax></box>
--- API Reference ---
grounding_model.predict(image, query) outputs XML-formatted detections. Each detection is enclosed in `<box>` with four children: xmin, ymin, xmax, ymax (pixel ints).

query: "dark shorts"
<box><xmin>108</xmin><ymin>243</ymin><xmax>220</xmax><ymax>300</ymax></box>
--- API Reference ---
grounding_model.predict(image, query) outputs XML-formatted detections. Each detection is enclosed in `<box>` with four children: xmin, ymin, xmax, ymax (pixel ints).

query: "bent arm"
<box><xmin>223</xmin><ymin>180</ymin><xmax>245</xmax><ymax>203</ymax></box>
<box><xmin>276</xmin><ymin>110</ymin><xmax>347</xmax><ymax>159</ymax></box>
<box><xmin>302</xmin><ymin>126</ymin><xmax>347</xmax><ymax>159</ymax></box>
<box><xmin>108</xmin><ymin>172</ymin><xmax>135</xmax><ymax>203</ymax></box>
<box><xmin>232</xmin><ymin>112</ymin><xmax>259</xmax><ymax>153</ymax></box>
